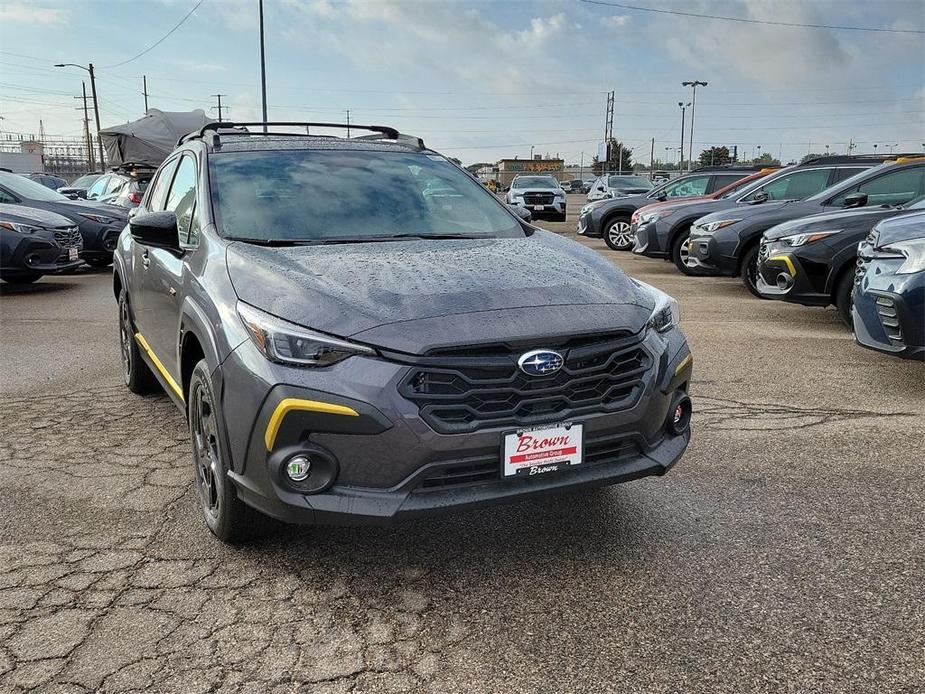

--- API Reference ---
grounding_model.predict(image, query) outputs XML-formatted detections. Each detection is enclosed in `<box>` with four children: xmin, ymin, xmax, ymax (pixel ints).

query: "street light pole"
<box><xmin>55</xmin><ymin>62</ymin><xmax>105</xmax><ymax>168</ymax></box>
<box><xmin>259</xmin><ymin>0</ymin><xmax>268</xmax><ymax>131</ymax></box>
<box><xmin>682</xmin><ymin>80</ymin><xmax>707</xmax><ymax>172</ymax></box>
<box><xmin>678</xmin><ymin>102</ymin><xmax>689</xmax><ymax>172</ymax></box>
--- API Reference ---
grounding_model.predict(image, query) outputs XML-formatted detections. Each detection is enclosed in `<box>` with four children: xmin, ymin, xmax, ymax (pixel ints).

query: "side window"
<box><xmin>0</xmin><ymin>188</ymin><xmax>16</xmax><ymax>204</ymax></box>
<box><xmin>105</xmin><ymin>176</ymin><xmax>126</xmax><ymax>196</ymax></box>
<box><xmin>664</xmin><ymin>175</ymin><xmax>710</xmax><ymax>198</ymax></box>
<box><xmin>147</xmin><ymin>158</ymin><xmax>180</xmax><ymax>212</ymax></box>
<box><xmin>831</xmin><ymin>167</ymin><xmax>924</xmax><ymax>207</ymax></box>
<box><xmin>708</xmin><ymin>174</ymin><xmax>744</xmax><ymax>193</ymax></box>
<box><xmin>164</xmin><ymin>155</ymin><xmax>198</xmax><ymax>244</ymax></box>
<box><xmin>86</xmin><ymin>175</ymin><xmax>109</xmax><ymax>200</ymax></box>
<box><xmin>832</xmin><ymin>167</ymin><xmax>865</xmax><ymax>184</ymax></box>
<box><xmin>748</xmin><ymin>168</ymin><xmax>831</xmax><ymax>201</ymax></box>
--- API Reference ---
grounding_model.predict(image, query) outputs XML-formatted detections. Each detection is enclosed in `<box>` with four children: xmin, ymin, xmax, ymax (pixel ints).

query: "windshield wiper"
<box><xmin>228</xmin><ymin>237</ymin><xmax>318</xmax><ymax>246</ymax></box>
<box><xmin>318</xmin><ymin>233</ymin><xmax>483</xmax><ymax>244</ymax></box>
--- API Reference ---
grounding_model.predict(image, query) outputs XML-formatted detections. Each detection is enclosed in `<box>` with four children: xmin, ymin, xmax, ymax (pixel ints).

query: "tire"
<box><xmin>85</xmin><ymin>257</ymin><xmax>113</xmax><ymax>268</ymax></box>
<box><xmin>603</xmin><ymin>215</ymin><xmax>633</xmax><ymax>251</ymax></box>
<box><xmin>834</xmin><ymin>269</ymin><xmax>855</xmax><ymax>328</ymax></box>
<box><xmin>189</xmin><ymin>359</ymin><xmax>275</xmax><ymax>544</ymax></box>
<box><xmin>118</xmin><ymin>289</ymin><xmax>159</xmax><ymax>395</ymax></box>
<box><xmin>2</xmin><ymin>273</ymin><xmax>42</xmax><ymax>284</ymax></box>
<box><xmin>670</xmin><ymin>229</ymin><xmax>699</xmax><ymax>275</ymax></box>
<box><xmin>740</xmin><ymin>244</ymin><xmax>766</xmax><ymax>299</ymax></box>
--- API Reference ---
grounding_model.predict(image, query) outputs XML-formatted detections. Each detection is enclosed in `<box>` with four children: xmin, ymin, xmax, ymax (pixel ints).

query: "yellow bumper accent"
<box><xmin>674</xmin><ymin>354</ymin><xmax>693</xmax><ymax>376</ymax></box>
<box><xmin>134</xmin><ymin>333</ymin><xmax>184</xmax><ymax>401</ymax></box>
<box><xmin>768</xmin><ymin>254</ymin><xmax>797</xmax><ymax>277</ymax></box>
<box><xmin>264</xmin><ymin>398</ymin><xmax>359</xmax><ymax>451</ymax></box>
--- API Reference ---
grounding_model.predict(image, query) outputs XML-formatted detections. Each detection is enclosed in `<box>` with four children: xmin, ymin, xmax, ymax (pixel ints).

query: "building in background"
<box><xmin>496</xmin><ymin>156</ymin><xmax>565</xmax><ymax>187</ymax></box>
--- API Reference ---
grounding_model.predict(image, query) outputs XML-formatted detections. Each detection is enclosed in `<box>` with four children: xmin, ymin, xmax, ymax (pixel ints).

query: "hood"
<box><xmin>874</xmin><ymin>210</ymin><xmax>925</xmax><ymax>247</ymax></box>
<box><xmin>611</xmin><ymin>186</ymin><xmax>652</xmax><ymax>195</ymax></box>
<box><xmin>0</xmin><ymin>203</ymin><xmax>75</xmax><ymax>228</ymax></box>
<box><xmin>636</xmin><ymin>195</ymin><xmax>710</xmax><ymax>216</ymax></box>
<box><xmin>38</xmin><ymin>199</ymin><xmax>128</xmax><ymax>222</ymax></box>
<box><xmin>763</xmin><ymin>205</ymin><xmax>911</xmax><ymax>241</ymax></box>
<box><xmin>226</xmin><ymin>230</ymin><xmax>655</xmax><ymax>354</ymax></box>
<box><xmin>695</xmin><ymin>200</ymin><xmax>796</xmax><ymax>226</ymax></box>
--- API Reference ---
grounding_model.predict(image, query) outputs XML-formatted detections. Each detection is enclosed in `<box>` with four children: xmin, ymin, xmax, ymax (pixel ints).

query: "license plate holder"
<box><xmin>502</xmin><ymin>422</ymin><xmax>584</xmax><ymax>478</ymax></box>
<box><xmin>68</xmin><ymin>248</ymin><xmax>79</xmax><ymax>261</ymax></box>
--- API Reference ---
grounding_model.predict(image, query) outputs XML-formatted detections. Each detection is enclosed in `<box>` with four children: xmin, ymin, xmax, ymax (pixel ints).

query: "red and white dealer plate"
<box><xmin>502</xmin><ymin>422</ymin><xmax>584</xmax><ymax>478</ymax></box>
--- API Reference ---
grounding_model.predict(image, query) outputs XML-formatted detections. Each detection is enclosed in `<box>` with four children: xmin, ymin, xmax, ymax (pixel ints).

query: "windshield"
<box><xmin>68</xmin><ymin>174</ymin><xmax>101</xmax><ymax>188</ymax></box>
<box><xmin>607</xmin><ymin>175</ymin><xmax>652</xmax><ymax>189</ymax></box>
<box><xmin>0</xmin><ymin>172</ymin><xmax>69</xmax><ymax>202</ymax></box>
<box><xmin>210</xmin><ymin>150</ymin><xmax>523</xmax><ymax>242</ymax></box>
<box><xmin>511</xmin><ymin>176</ymin><xmax>558</xmax><ymax>189</ymax></box>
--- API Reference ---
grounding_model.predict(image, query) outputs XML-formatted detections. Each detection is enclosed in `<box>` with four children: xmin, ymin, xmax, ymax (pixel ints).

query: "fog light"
<box><xmin>666</xmin><ymin>392</ymin><xmax>692</xmax><ymax>436</ymax></box>
<box><xmin>285</xmin><ymin>455</ymin><xmax>311</xmax><ymax>481</ymax></box>
<box><xmin>776</xmin><ymin>272</ymin><xmax>794</xmax><ymax>291</ymax></box>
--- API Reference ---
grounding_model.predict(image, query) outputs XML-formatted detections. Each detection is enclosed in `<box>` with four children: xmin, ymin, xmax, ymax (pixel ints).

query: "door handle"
<box><xmin>141</xmin><ymin>251</ymin><xmax>150</xmax><ymax>269</ymax></box>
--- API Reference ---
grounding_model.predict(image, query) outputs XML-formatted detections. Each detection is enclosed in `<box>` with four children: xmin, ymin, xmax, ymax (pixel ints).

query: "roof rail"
<box><xmin>177</xmin><ymin>121</ymin><xmax>425</xmax><ymax>150</ymax></box>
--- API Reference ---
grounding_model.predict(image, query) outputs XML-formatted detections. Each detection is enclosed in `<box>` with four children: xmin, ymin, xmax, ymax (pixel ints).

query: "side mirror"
<box><xmin>751</xmin><ymin>191</ymin><xmax>770</xmax><ymax>204</ymax></box>
<box><xmin>843</xmin><ymin>192</ymin><xmax>869</xmax><ymax>208</ymax></box>
<box><xmin>508</xmin><ymin>204</ymin><xmax>532</xmax><ymax>222</ymax></box>
<box><xmin>129</xmin><ymin>210</ymin><xmax>180</xmax><ymax>251</ymax></box>
<box><xmin>503</xmin><ymin>186</ymin><xmax>511</xmax><ymax>193</ymax></box>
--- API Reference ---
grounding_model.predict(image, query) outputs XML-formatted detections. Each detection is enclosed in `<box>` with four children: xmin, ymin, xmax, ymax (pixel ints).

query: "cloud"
<box><xmin>602</xmin><ymin>15</ymin><xmax>630</xmax><ymax>31</ymax></box>
<box><xmin>0</xmin><ymin>2</ymin><xmax>67</xmax><ymax>23</ymax></box>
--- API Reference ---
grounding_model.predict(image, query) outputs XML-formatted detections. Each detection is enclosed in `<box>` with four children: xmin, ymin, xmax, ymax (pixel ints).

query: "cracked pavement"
<box><xmin>1</xmin><ymin>198</ymin><xmax>923</xmax><ymax>693</ymax></box>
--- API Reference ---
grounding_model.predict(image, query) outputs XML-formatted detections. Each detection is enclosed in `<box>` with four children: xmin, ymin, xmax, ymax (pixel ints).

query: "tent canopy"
<box><xmin>100</xmin><ymin>109</ymin><xmax>213</xmax><ymax>168</ymax></box>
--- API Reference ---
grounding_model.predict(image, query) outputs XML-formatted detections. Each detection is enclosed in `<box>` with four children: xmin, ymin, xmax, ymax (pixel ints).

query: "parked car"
<box><xmin>686</xmin><ymin>157</ymin><xmax>925</xmax><ymax>295</ymax></box>
<box><xmin>853</xmin><ymin>211</ymin><xmax>925</xmax><ymax>360</ymax></box>
<box><xmin>26</xmin><ymin>173</ymin><xmax>68</xmax><ymax>191</ymax></box>
<box><xmin>57</xmin><ymin>173</ymin><xmax>103</xmax><ymax>199</ymax></box>
<box><xmin>114</xmin><ymin>121</ymin><xmax>692</xmax><ymax>542</ymax></box>
<box><xmin>505</xmin><ymin>174</ymin><xmax>567</xmax><ymax>221</ymax></box>
<box><xmin>756</xmin><ymin>195</ymin><xmax>925</xmax><ymax>324</ymax></box>
<box><xmin>635</xmin><ymin>156</ymin><xmax>887</xmax><ymax>270</ymax></box>
<box><xmin>578</xmin><ymin>166</ymin><xmax>763</xmax><ymax>251</ymax></box>
<box><xmin>587</xmin><ymin>174</ymin><xmax>654</xmax><ymax>202</ymax></box>
<box><xmin>85</xmin><ymin>165</ymin><xmax>154</xmax><ymax>209</ymax></box>
<box><xmin>0</xmin><ymin>171</ymin><xmax>128</xmax><ymax>267</ymax></box>
<box><xmin>565</xmin><ymin>179</ymin><xmax>588</xmax><ymax>194</ymax></box>
<box><xmin>0</xmin><ymin>203</ymin><xmax>83</xmax><ymax>283</ymax></box>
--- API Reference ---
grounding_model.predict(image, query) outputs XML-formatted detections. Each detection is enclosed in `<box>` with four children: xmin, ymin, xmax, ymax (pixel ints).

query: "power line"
<box><xmin>99</xmin><ymin>0</ymin><xmax>208</xmax><ymax>69</ymax></box>
<box><xmin>578</xmin><ymin>0</ymin><xmax>925</xmax><ymax>34</ymax></box>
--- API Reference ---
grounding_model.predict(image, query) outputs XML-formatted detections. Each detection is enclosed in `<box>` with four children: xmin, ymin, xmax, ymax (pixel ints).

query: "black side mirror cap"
<box><xmin>508</xmin><ymin>204</ymin><xmax>532</xmax><ymax>222</ymax></box>
<box><xmin>751</xmin><ymin>191</ymin><xmax>770</xmax><ymax>204</ymax></box>
<box><xmin>843</xmin><ymin>192</ymin><xmax>869</xmax><ymax>208</ymax></box>
<box><xmin>129</xmin><ymin>210</ymin><xmax>180</xmax><ymax>251</ymax></box>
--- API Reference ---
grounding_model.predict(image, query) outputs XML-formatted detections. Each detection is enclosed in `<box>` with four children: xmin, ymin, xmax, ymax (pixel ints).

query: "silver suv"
<box><xmin>505</xmin><ymin>175</ymin><xmax>567</xmax><ymax>221</ymax></box>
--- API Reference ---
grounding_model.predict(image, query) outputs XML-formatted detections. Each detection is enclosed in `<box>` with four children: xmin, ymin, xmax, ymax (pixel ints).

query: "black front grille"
<box><xmin>523</xmin><ymin>192</ymin><xmax>555</xmax><ymax>205</ymax></box>
<box><xmin>400</xmin><ymin>336</ymin><xmax>651</xmax><ymax>434</ymax></box>
<box><xmin>875</xmin><ymin>295</ymin><xmax>903</xmax><ymax>343</ymax></box>
<box><xmin>415</xmin><ymin>436</ymin><xmax>640</xmax><ymax>491</ymax></box>
<box><xmin>53</xmin><ymin>227</ymin><xmax>82</xmax><ymax>249</ymax></box>
<box><xmin>758</xmin><ymin>242</ymin><xmax>770</xmax><ymax>265</ymax></box>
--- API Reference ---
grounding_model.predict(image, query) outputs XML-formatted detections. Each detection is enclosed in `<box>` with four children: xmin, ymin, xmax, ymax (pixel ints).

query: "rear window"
<box><xmin>210</xmin><ymin>150</ymin><xmax>522</xmax><ymax>242</ymax></box>
<box><xmin>607</xmin><ymin>175</ymin><xmax>652</xmax><ymax>189</ymax></box>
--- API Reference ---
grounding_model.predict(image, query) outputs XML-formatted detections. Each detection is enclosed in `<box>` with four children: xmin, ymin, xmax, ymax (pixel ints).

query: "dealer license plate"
<box><xmin>68</xmin><ymin>248</ymin><xmax>78</xmax><ymax>261</ymax></box>
<box><xmin>502</xmin><ymin>422</ymin><xmax>583</xmax><ymax>478</ymax></box>
<box><xmin>531</xmin><ymin>205</ymin><xmax>545</xmax><ymax>211</ymax></box>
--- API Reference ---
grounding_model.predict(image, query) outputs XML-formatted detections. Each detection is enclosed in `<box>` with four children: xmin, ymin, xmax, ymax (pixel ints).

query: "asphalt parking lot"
<box><xmin>1</xmin><ymin>193</ymin><xmax>923</xmax><ymax>694</ymax></box>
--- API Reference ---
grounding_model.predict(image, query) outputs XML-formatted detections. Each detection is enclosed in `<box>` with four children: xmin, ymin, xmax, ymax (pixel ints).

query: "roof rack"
<box><xmin>177</xmin><ymin>121</ymin><xmax>425</xmax><ymax>151</ymax></box>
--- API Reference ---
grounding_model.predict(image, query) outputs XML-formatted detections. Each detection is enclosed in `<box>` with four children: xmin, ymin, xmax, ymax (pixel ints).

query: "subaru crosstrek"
<box><xmin>114</xmin><ymin>122</ymin><xmax>693</xmax><ymax>543</ymax></box>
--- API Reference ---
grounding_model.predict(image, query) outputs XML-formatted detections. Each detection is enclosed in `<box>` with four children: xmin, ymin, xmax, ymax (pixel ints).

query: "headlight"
<box><xmin>638</xmin><ymin>209</ymin><xmax>674</xmax><ymax>225</ymax></box>
<box><xmin>696</xmin><ymin>218</ymin><xmax>741</xmax><ymax>233</ymax></box>
<box><xmin>879</xmin><ymin>239</ymin><xmax>925</xmax><ymax>274</ymax></box>
<box><xmin>79</xmin><ymin>213</ymin><xmax>118</xmax><ymax>224</ymax></box>
<box><xmin>0</xmin><ymin>221</ymin><xmax>43</xmax><ymax>234</ymax></box>
<box><xmin>779</xmin><ymin>230</ymin><xmax>840</xmax><ymax>247</ymax></box>
<box><xmin>634</xmin><ymin>280</ymin><xmax>681</xmax><ymax>333</ymax></box>
<box><xmin>237</xmin><ymin>302</ymin><xmax>377</xmax><ymax>367</ymax></box>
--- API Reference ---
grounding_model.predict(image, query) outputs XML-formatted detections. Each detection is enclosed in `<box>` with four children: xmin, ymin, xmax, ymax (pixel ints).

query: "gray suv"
<box><xmin>114</xmin><ymin>122</ymin><xmax>693</xmax><ymax>542</ymax></box>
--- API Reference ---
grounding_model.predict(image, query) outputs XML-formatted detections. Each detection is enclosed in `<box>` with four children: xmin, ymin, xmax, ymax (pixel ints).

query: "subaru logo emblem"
<box><xmin>517</xmin><ymin>349</ymin><xmax>564</xmax><ymax>376</ymax></box>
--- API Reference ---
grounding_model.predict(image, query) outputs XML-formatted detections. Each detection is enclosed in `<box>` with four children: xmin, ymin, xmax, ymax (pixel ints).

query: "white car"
<box><xmin>587</xmin><ymin>174</ymin><xmax>655</xmax><ymax>202</ymax></box>
<box><xmin>505</xmin><ymin>175</ymin><xmax>567</xmax><ymax>221</ymax></box>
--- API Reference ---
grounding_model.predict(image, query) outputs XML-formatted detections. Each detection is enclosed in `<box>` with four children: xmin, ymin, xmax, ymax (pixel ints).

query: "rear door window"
<box><xmin>831</xmin><ymin>167</ymin><xmax>925</xmax><ymax>207</ymax></box>
<box><xmin>745</xmin><ymin>168</ymin><xmax>832</xmax><ymax>201</ymax></box>
<box><xmin>147</xmin><ymin>158</ymin><xmax>180</xmax><ymax>212</ymax></box>
<box><xmin>663</xmin><ymin>175</ymin><xmax>710</xmax><ymax>198</ymax></box>
<box><xmin>708</xmin><ymin>174</ymin><xmax>746</xmax><ymax>193</ymax></box>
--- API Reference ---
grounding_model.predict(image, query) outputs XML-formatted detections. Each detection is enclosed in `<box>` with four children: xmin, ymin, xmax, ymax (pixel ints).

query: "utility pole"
<box><xmin>579</xmin><ymin>151</ymin><xmax>584</xmax><ymax>180</ymax></box>
<box><xmin>678</xmin><ymin>102</ymin><xmax>689</xmax><ymax>172</ymax></box>
<box><xmin>602</xmin><ymin>90</ymin><xmax>614</xmax><ymax>174</ymax></box>
<box><xmin>142</xmin><ymin>75</ymin><xmax>149</xmax><ymax>113</ymax></box>
<box><xmin>211</xmin><ymin>94</ymin><xmax>227</xmax><ymax>122</ymax></box>
<box><xmin>258</xmin><ymin>0</ymin><xmax>268</xmax><ymax>131</ymax></box>
<box><xmin>56</xmin><ymin>62</ymin><xmax>105</xmax><ymax>167</ymax></box>
<box><xmin>74</xmin><ymin>82</ymin><xmax>95</xmax><ymax>170</ymax></box>
<box><xmin>346</xmin><ymin>109</ymin><xmax>351</xmax><ymax>138</ymax></box>
<box><xmin>649</xmin><ymin>137</ymin><xmax>655</xmax><ymax>172</ymax></box>
<box><xmin>682</xmin><ymin>80</ymin><xmax>707</xmax><ymax>171</ymax></box>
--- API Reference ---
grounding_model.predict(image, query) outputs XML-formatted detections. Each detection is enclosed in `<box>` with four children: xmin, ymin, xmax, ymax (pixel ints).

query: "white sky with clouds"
<box><xmin>0</xmin><ymin>0</ymin><xmax>923</xmax><ymax>166</ymax></box>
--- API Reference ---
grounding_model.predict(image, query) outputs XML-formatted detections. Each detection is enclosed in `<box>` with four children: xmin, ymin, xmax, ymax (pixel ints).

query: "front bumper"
<box><xmin>217</xmin><ymin>330</ymin><xmax>693</xmax><ymax>526</ymax></box>
<box><xmin>79</xmin><ymin>221</ymin><xmax>126</xmax><ymax>258</ymax></box>
<box><xmin>1</xmin><ymin>234</ymin><xmax>83</xmax><ymax>276</ymax></box>
<box><xmin>632</xmin><ymin>220</ymin><xmax>669</xmax><ymax>258</ymax></box>
<box><xmin>755</xmin><ymin>241</ymin><xmax>830</xmax><ymax>305</ymax></box>
<box><xmin>577</xmin><ymin>210</ymin><xmax>601</xmax><ymax>237</ymax></box>
<box><xmin>510</xmin><ymin>199</ymin><xmax>566</xmax><ymax>219</ymax></box>
<box><xmin>852</xmin><ymin>256</ymin><xmax>924</xmax><ymax>360</ymax></box>
<box><xmin>688</xmin><ymin>228</ymin><xmax>739</xmax><ymax>276</ymax></box>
